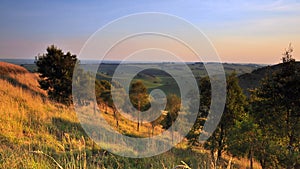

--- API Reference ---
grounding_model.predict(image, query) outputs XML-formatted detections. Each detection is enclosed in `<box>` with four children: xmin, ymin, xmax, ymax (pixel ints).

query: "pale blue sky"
<box><xmin>0</xmin><ymin>0</ymin><xmax>299</xmax><ymax>63</ymax></box>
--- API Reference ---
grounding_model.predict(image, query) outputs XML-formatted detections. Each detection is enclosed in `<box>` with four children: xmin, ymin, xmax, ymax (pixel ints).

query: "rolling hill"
<box><xmin>238</xmin><ymin>61</ymin><xmax>300</xmax><ymax>96</ymax></box>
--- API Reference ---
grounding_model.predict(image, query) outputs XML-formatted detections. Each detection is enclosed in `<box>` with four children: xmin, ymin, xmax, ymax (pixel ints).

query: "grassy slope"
<box><xmin>0</xmin><ymin>62</ymin><xmax>261</xmax><ymax>169</ymax></box>
<box><xmin>0</xmin><ymin>62</ymin><xmax>91</xmax><ymax>168</ymax></box>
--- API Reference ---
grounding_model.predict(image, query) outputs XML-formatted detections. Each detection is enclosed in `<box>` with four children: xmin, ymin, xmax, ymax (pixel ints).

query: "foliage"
<box><xmin>160</xmin><ymin>94</ymin><xmax>181</xmax><ymax>129</ymax></box>
<box><xmin>35</xmin><ymin>45</ymin><xmax>77</xmax><ymax>105</ymax></box>
<box><xmin>129</xmin><ymin>80</ymin><xmax>150</xmax><ymax>131</ymax></box>
<box><xmin>3</xmin><ymin>43</ymin><xmax>300</xmax><ymax>168</ymax></box>
<box><xmin>73</xmin><ymin>68</ymin><xmax>102</xmax><ymax>106</ymax></box>
<box><xmin>129</xmin><ymin>80</ymin><xmax>150</xmax><ymax>111</ymax></box>
<box><xmin>205</xmin><ymin>72</ymin><xmax>247</xmax><ymax>166</ymax></box>
<box><xmin>97</xmin><ymin>80</ymin><xmax>112</xmax><ymax>106</ymax></box>
<box><xmin>282</xmin><ymin>43</ymin><xmax>295</xmax><ymax>63</ymax></box>
<box><xmin>251</xmin><ymin>44</ymin><xmax>300</xmax><ymax>168</ymax></box>
<box><xmin>227</xmin><ymin>114</ymin><xmax>263</xmax><ymax>169</ymax></box>
<box><xmin>186</xmin><ymin>76</ymin><xmax>211</xmax><ymax>144</ymax></box>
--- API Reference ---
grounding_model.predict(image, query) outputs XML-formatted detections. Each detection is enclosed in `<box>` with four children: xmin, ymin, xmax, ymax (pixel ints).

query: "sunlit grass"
<box><xmin>0</xmin><ymin>61</ymin><xmax>262</xmax><ymax>168</ymax></box>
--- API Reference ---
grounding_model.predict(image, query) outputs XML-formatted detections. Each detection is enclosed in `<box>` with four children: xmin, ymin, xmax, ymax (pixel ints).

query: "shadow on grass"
<box><xmin>0</xmin><ymin>75</ymin><xmax>46</xmax><ymax>99</ymax></box>
<box><xmin>51</xmin><ymin>117</ymin><xmax>87</xmax><ymax>141</ymax></box>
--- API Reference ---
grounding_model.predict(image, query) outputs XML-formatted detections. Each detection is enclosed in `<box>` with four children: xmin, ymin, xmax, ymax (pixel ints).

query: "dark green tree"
<box><xmin>251</xmin><ymin>44</ymin><xmax>300</xmax><ymax>168</ymax></box>
<box><xmin>227</xmin><ymin>114</ymin><xmax>263</xmax><ymax>169</ymax></box>
<box><xmin>205</xmin><ymin>72</ymin><xmax>247</xmax><ymax>166</ymax></box>
<box><xmin>35</xmin><ymin>45</ymin><xmax>77</xmax><ymax>105</ymax></box>
<box><xmin>186</xmin><ymin>76</ymin><xmax>211</xmax><ymax>145</ymax></box>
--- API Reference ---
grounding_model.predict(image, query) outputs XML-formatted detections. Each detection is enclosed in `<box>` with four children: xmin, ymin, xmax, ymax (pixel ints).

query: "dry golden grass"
<box><xmin>100</xmin><ymin>105</ymin><xmax>164</xmax><ymax>138</ymax></box>
<box><xmin>0</xmin><ymin>62</ymin><xmax>96</xmax><ymax>168</ymax></box>
<box><xmin>234</xmin><ymin>157</ymin><xmax>261</xmax><ymax>169</ymax></box>
<box><xmin>0</xmin><ymin>62</ymin><xmax>46</xmax><ymax>95</ymax></box>
<box><xmin>0</xmin><ymin>62</ymin><xmax>83</xmax><ymax>152</ymax></box>
<box><xmin>0</xmin><ymin>61</ymin><xmax>262</xmax><ymax>168</ymax></box>
<box><xmin>221</xmin><ymin>153</ymin><xmax>262</xmax><ymax>169</ymax></box>
<box><xmin>0</xmin><ymin>62</ymin><xmax>28</xmax><ymax>74</ymax></box>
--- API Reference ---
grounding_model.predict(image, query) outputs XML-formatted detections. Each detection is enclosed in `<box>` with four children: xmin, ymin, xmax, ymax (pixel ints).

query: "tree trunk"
<box><xmin>260</xmin><ymin>159</ymin><xmax>266</xmax><ymax>169</ymax></box>
<box><xmin>249</xmin><ymin>148</ymin><xmax>253</xmax><ymax>169</ymax></box>
<box><xmin>137</xmin><ymin>101</ymin><xmax>140</xmax><ymax>131</ymax></box>
<box><xmin>105</xmin><ymin>101</ymin><xmax>108</xmax><ymax>113</ymax></box>
<box><xmin>211</xmin><ymin>149</ymin><xmax>218</xmax><ymax>169</ymax></box>
<box><xmin>227</xmin><ymin>157</ymin><xmax>232</xmax><ymax>169</ymax></box>
<box><xmin>217</xmin><ymin>124</ymin><xmax>224</xmax><ymax>163</ymax></box>
<box><xmin>171</xmin><ymin>123</ymin><xmax>174</xmax><ymax>145</ymax></box>
<box><xmin>151</xmin><ymin>124</ymin><xmax>155</xmax><ymax>136</ymax></box>
<box><xmin>286</xmin><ymin>109</ymin><xmax>294</xmax><ymax>169</ymax></box>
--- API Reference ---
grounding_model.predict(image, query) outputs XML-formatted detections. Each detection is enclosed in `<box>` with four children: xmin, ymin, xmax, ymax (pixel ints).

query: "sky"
<box><xmin>0</xmin><ymin>0</ymin><xmax>300</xmax><ymax>64</ymax></box>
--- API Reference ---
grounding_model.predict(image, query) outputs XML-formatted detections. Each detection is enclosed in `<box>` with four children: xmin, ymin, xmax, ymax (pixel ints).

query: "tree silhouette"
<box><xmin>186</xmin><ymin>76</ymin><xmax>211</xmax><ymax>145</ymax></box>
<box><xmin>251</xmin><ymin>44</ymin><xmax>300</xmax><ymax>168</ymax></box>
<box><xmin>35</xmin><ymin>45</ymin><xmax>77</xmax><ymax>105</ymax></box>
<box><xmin>282</xmin><ymin>43</ymin><xmax>295</xmax><ymax>63</ymax></box>
<box><xmin>227</xmin><ymin>114</ymin><xmax>262</xmax><ymax>169</ymax></box>
<box><xmin>206</xmin><ymin>72</ymin><xmax>247</xmax><ymax>167</ymax></box>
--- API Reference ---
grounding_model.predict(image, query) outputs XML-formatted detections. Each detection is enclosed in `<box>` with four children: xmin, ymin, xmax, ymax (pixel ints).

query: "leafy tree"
<box><xmin>129</xmin><ymin>80</ymin><xmax>150</xmax><ymax>131</ymax></box>
<box><xmin>35</xmin><ymin>45</ymin><xmax>77</xmax><ymax>105</ymax></box>
<box><xmin>94</xmin><ymin>79</ymin><xmax>127</xmax><ymax>128</ymax></box>
<box><xmin>186</xmin><ymin>76</ymin><xmax>211</xmax><ymax>145</ymax></box>
<box><xmin>227</xmin><ymin>114</ymin><xmax>262</xmax><ymax>169</ymax></box>
<box><xmin>73</xmin><ymin>68</ymin><xmax>95</xmax><ymax>106</ymax></box>
<box><xmin>157</xmin><ymin>94</ymin><xmax>181</xmax><ymax>144</ymax></box>
<box><xmin>205</xmin><ymin>72</ymin><xmax>247</xmax><ymax>166</ymax></box>
<box><xmin>148</xmin><ymin>95</ymin><xmax>166</xmax><ymax>137</ymax></box>
<box><xmin>97</xmin><ymin>80</ymin><xmax>112</xmax><ymax>113</ymax></box>
<box><xmin>160</xmin><ymin>94</ymin><xmax>181</xmax><ymax>129</ymax></box>
<box><xmin>251</xmin><ymin>44</ymin><xmax>300</xmax><ymax>168</ymax></box>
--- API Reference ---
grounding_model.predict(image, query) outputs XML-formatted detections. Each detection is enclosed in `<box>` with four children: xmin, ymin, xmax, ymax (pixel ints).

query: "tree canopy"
<box><xmin>160</xmin><ymin>94</ymin><xmax>181</xmax><ymax>130</ymax></box>
<box><xmin>35</xmin><ymin>45</ymin><xmax>77</xmax><ymax>105</ymax></box>
<box><xmin>250</xmin><ymin>44</ymin><xmax>300</xmax><ymax>168</ymax></box>
<box><xmin>205</xmin><ymin>72</ymin><xmax>247</xmax><ymax>167</ymax></box>
<box><xmin>129</xmin><ymin>80</ymin><xmax>150</xmax><ymax>131</ymax></box>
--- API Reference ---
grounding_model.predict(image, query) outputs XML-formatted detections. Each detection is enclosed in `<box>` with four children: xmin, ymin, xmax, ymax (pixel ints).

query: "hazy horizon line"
<box><xmin>0</xmin><ymin>57</ymin><xmax>272</xmax><ymax>65</ymax></box>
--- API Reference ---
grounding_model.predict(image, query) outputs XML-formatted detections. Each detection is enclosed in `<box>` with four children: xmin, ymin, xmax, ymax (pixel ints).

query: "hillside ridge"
<box><xmin>238</xmin><ymin>61</ymin><xmax>300</xmax><ymax>96</ymax></box>
<box><xmin>0</xmin><ymin>61</ymin><xmax>45</xmax><ymax>96</ymax></box>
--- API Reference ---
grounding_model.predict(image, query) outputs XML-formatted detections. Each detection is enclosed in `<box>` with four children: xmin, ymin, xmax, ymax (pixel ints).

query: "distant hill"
<box><xmin>0</xmin><ymin>58</ymin><xmax>264</xmax><ymax>75</ymax></box>
<box><xmin>238</xmin><ymin>61</ymin><xmax>300</xmax><ymax>96</ymax></box>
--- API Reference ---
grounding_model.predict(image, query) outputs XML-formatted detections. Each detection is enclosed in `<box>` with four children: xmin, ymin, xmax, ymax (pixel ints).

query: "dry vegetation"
<box><xmin>0</xmin><ymin>62</ymin><xmax>91</xmax><ymax>168</ymax></box>
<box><xmin>0</xmin><ymin>62</ymin><xmax>261</xmax><ymax>168</ymax></box>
